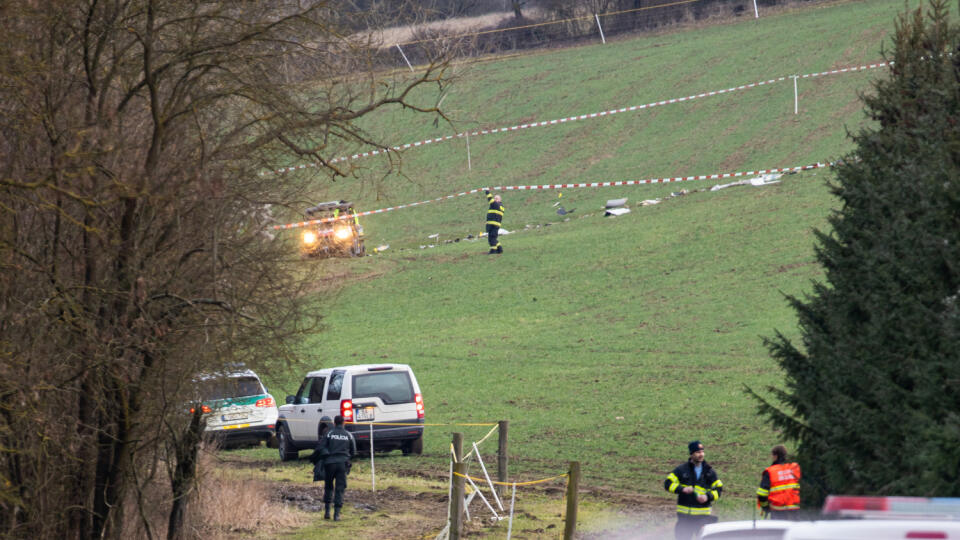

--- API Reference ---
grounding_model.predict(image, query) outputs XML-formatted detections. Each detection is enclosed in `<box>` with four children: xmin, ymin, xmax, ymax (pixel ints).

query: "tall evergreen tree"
<box><xmin>752</xmin><ymin>0</ymin><xmax>960</xmax><ymax>505</ymax></box>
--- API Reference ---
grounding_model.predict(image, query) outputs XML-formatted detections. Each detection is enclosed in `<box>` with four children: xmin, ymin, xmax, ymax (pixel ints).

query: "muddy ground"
<box><xmin>234</xmin><ymin>458</ymin><xmax>677</xmax><ymax>539</ymax></box>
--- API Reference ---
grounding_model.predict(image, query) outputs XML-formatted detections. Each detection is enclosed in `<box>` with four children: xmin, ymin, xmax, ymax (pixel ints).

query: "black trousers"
<box><xmin>674</xmin><ymin>513</ymin><xmax>717</xmax><ymax>540</ymax></box>
<box><xmin>769</xmin><ymin>509</ymin><xmax>801</xmax><ymax>520</ymax></box>
<box><xmin>486</xmin><ymin>224</ymin><xmax>501</xmax><ymax>252</ymax></box>
<box><xmin>322</xmin><ymin>461</ymin><xmax>348</xmax><ymax>508</ymax></box>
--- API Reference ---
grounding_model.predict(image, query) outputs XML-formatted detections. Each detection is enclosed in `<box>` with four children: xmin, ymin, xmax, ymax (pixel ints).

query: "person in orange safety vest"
<box><xmin>756</xmin><ymin>444</ymin><xmax>801</xmax><ymax>518</ymax></box>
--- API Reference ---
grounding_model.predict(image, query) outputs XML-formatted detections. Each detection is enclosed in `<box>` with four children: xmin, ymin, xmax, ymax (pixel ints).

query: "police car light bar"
<box><xmin>823</xmin><ymin>496</ymin><xmax>960</xmax><ymax>520</ymax></box>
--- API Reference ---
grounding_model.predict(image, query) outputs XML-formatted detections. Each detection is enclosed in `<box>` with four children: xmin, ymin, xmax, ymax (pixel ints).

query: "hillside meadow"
<box><xmin>229</xmin><ymin>0</ymin><xmax>932</xmax><ymax>535</ymax></box>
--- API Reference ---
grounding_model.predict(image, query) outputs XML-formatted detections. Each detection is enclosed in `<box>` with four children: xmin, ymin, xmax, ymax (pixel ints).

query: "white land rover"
<box><xmin>275</xmin><ymin>364</ymin><xmax>424</xmax><ymax>461</ymax></box>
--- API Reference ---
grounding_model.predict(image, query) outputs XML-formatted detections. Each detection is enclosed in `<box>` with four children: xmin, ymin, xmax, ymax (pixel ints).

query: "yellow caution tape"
<box><xmin>474</xmin><ymin>424</ymin><xmax>500</xmax><ymax>446</ymax></box>
<box><xmin>453</xmin><ymin>471</ymin><xmax>568</xmax><ymax>487</ymax></box>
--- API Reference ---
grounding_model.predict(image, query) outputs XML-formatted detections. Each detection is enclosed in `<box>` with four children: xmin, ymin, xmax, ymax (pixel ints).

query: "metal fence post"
<box><xmin>395</xmin><ymin>43</ymin><xmax>414</xmax><ymax>72</ymax></box>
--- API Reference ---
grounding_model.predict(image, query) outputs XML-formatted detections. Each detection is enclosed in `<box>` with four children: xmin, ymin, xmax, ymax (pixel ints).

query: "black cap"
<box><xmin>688</xmin><ymin>440</ymin><xmax>704</xmax><ymax>454</ymax></box>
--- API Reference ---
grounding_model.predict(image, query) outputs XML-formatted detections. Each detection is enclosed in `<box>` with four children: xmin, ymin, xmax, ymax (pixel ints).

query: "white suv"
<box><xmin>276</xmin><ymin>364</ymin><xmax>424</xmax><ymax>461</ymax></box>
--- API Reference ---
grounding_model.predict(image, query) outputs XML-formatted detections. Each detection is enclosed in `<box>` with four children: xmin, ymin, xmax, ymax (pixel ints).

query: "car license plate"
<box><xmin>355</xmin><ymin>407</ymin><xmax>374</xmax><ymax>421</ymax></box>
<box><xmin>223</xmin><ymin>412</ymin><xmax>247</xmax><ymax>421</ymax></box>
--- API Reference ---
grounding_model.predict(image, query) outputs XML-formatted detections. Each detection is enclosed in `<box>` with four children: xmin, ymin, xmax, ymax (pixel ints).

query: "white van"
<box><xmin>276</xmin><ymin>364</ymin><xmax>424</xmax><ymax>461</ymax></box>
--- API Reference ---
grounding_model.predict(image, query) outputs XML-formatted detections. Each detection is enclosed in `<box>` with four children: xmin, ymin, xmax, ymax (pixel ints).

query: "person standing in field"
<box><xmin>757</xmin><ymin>444</ymin><xmax>801</xmax><ymax>519</ymax></box>
<box><xmin>664</xmin><ymin>440</ymin><xmax>723</xmax><ymax>540</ymax></box>
<box><xmin>312</xmin><ymin>415</ymin><xmax>356</xmax><ymax>521</ymax></box>
<box><xmin>483</xmin><ymin>189</ymin><xmax>504</xmax><ymax>254</ymax></box>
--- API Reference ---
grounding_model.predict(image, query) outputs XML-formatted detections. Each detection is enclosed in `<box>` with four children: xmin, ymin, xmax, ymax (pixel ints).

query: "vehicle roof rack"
<box><xmin>305</xmin><ymin>201</ymin><xmax>353</xmax><ymax>215</ymax></box>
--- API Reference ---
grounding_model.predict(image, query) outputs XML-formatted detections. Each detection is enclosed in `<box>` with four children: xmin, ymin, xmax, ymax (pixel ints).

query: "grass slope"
<box><xmin>256</xmin><ymin>0</ymin><xmax>915</xmax><ymax>520</ymax></box>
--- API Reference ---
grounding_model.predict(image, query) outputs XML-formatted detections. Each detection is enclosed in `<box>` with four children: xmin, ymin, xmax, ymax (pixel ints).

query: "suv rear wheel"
<box><xmin>278</xmin><ymin>425</ymin><xmax>298</xmax><ymax>462</ymax></box>
<box><xmin>402</xmin><ymin>435</ymin><xmax>423</xmax><ymax>456</ymax></box>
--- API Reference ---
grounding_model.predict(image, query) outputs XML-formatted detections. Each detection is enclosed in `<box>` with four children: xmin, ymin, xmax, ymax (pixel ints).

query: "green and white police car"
<box><xmin>192</xmin><ymin>369</ymin><xmax>279</xmax><ymax>448</ymax></box>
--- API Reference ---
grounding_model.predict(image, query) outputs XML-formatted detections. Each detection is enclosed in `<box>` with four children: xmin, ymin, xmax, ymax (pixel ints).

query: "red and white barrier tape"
<box><xmin>801</xmin><ymin>62</ymin><xmax>889</xmax><ymax>79</ymax></box>
<box><xmin>263</xmin><ymin>60</ymin><xmax>888</xmax><ymax>176</ymax></box>
<box><xmin>272</xmin><ymin>161</ymin><xmax>831</xmax><ymax>230</ymax></box>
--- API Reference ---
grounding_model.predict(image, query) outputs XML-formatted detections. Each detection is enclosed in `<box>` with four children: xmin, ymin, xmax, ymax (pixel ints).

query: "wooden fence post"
<box><xmin>452</xmin><ymin>432</ymin><xmax>463</xmax><ymax>463</ymax></box>
<box><xmin>497</xmin><ymin>420</ymin><xmax>509</xmax><ymax>497</ymax></box>
<box><xmin>450</xmin><ymin>461</ymin><xmax>466</xmax><ymax>540</ymax></box>
<box><xmin>563</xmin><ymin>461</ymin><xmax>580</xmax><ymax>540</ymax></box>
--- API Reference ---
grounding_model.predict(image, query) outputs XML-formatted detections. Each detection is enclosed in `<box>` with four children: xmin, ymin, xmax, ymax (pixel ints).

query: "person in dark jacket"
<box><xmin>309</xmin><ymin>416</ymin><xmax>334</xmax><ymax>482</ymax></box>
<box><xmin>310</xmin><ymin>415</ymin><xmax>357</xmax><ymax>521</ymax></box>
<box><xmin>664</xmin><ymin>440</ymin><xmax>723</xmax><ymax>540</ymax></box>
<box><xmin>484</xmin><ymin>190</ymin><xmax>504</xmax><ymax>254</ymax></box>
<box><xmin>757</xmin><ymin>444</ymin><xmax>801</xmax><ymax>519</ymax></box>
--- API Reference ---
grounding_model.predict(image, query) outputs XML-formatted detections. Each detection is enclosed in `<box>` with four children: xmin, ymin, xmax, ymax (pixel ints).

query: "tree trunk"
<box><xmin>167</xmin><ymin>410</ymin><xmax>203</xmax><ymax>540</ymax></box>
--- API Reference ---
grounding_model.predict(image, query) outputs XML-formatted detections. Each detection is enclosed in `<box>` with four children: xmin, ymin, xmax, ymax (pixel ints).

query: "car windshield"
<box><xmin>352</xmin><ymin>372</ymin><xmax>414</xmax><ymax>404</ymax></box>
<box><xmin>199</xmin><ymin>376</ymin><xmax>263</xmax><ymax>401</ymax></box>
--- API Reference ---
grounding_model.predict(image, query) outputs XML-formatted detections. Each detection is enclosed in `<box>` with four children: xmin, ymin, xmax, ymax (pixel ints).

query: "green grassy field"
<box><xmin>250</xmin><ymin>0</ymin><xmax>918</xmax><ymax>523</ymax></box>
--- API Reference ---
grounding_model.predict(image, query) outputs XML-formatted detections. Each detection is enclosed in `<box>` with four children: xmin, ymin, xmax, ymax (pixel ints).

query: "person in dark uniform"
<box><xmin>664</xmin><ymin>440</ymin><xmax>723</xmax><ymax>540</ymax></box>
<box><xmin>309</xmin><ymin>415</ymin><xmax>356</xmax><ymax>521</ymax></box>
<box><xmin>484</xmin><ymin>189</ymin><xmax>504</xmax><ymax>254</ymax></box>
<box><xmin>309</xmin><ymin>416</ymin><xmax>334</xmax><ymax>482</ymax></box>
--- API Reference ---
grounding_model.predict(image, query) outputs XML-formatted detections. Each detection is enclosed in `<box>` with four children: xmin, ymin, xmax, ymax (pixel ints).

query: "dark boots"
<box><xmin>323</xmin><ymin>502</ymin><xmax>341</xmax><ymax>521</ymax></box>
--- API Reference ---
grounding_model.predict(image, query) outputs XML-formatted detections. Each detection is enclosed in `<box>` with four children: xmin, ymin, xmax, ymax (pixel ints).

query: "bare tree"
<box><xmin>0</xmin><ymin>1</ymin><xmax>450</xmax><ymax>538</ymax></box>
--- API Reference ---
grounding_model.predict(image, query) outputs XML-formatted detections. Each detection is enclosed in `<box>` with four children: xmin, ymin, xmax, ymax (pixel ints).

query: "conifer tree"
<box><xmin>752</xmin><ymin>0</ymin><xmax>960</xmax><ymax>504</ymax></box>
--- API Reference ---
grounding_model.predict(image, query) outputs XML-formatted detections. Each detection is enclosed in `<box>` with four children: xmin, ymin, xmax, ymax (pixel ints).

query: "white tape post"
<box><xmin>506</xmin><ymin>483</ymin><xmax>517</xmax><ymax>540</ymax></box>
<box><xmin>369</xmin><ymin>423</ymin><xmax>375</xmax><ymax>495</ymax></box>
<box><xmin>464</xmin><ymin>474</ymin><xmax>500</xmax><ymax>520</ymax></box>
<box><xmin>473</xmin><ymin>442</ymin><xmax>504</xmax><ymax>511</ymax></box>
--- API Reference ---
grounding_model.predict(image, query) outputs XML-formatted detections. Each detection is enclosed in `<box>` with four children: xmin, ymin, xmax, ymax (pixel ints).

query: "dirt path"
<box><xmin>278</xmin><ymin>483</ymin><xmax>449</xmax><ymax>539</ymax></box>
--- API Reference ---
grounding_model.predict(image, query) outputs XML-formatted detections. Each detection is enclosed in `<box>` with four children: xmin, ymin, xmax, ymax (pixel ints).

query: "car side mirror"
<box><xmin>285</xmin><ymin>395</ymin><xmax>295</xmax><ymax>404</ymax></box>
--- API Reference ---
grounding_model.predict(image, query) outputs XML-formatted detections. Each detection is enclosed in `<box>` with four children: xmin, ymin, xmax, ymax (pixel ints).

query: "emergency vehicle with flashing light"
<box><xmin>299</xmin><ymin>201</ymin><xmax>365</xmax><ymax>258</ymax></box>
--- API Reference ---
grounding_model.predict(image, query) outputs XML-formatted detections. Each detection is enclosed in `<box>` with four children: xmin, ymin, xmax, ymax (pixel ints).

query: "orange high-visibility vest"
<box><xmin>765</xmin><ymin>462</ymin><xmax>801</xmax><ymax>510</ymax></box>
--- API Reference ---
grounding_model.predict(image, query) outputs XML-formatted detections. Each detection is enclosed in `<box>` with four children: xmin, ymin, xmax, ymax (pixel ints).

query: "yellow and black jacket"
<box><xmin>485</xmin><ymin>191</ymin><xmax>504</xmax><ymax>227</ymax></box>
<box><xmin>664</xmin><ymin>460</ymin><xmax>723</xmax><ymax>515</ymax></box>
